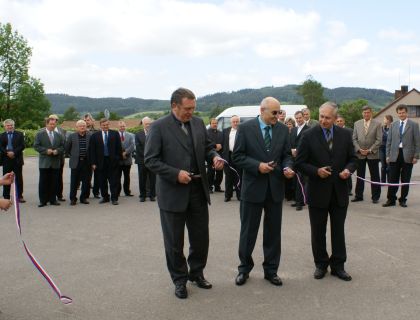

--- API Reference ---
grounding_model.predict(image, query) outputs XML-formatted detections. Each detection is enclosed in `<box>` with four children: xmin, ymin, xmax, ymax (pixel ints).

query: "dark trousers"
<box><xmin>69</xmin><ymin>159</ymin><xmax>90</xmax><ymax>201</ymax></box>
<box><xmin>387</xmin><ymin>149</ymin><xmax>414</xmax><ymax>202</ymax></box>
<box><xmin>284</xmin><ymin>176</ymin><xmax>295</xmax><ymax>201</ymax></box>
<box><xmin>309</xmin><ymin>190</ymin><xmax>348</xmax><ymax>271</ymax></box>
<box><xmin>355</xmin><ymin>158</ymin><xmax>381</xmax><ymax>200</ymax></box>
<box><xmin>207</xmin><ymin>164</ymin><xmax>223</xmax><ymax>190</ymax></box>
<box><xmin>294</xmin><ymin>172</ymin><xmax>306</xmax><ymax>206</ymax></box>
<box><xmin>379</xmin><ymin>146</ymin><xmax>389</xmax><ymax>183</ymax></box>
<box><xmin>117</xmin><ymin>164</ymin><xmax>132</xmax><ymax>196</ymax></box>
<box><xmin>159</xmin><ymin>181</ymin><xmax>209</xmax><ymax>285</ymax></box>
<box><xmin>2</xmin><ymin>159</ymin><xmax>23</xmax><ymax>199</ymax></box>
<box><xmin>138</xmin><ymin>163</ymin><xmax>156</xmax><ymax>198</ymax></box>
<box><xmin>238</xmin><ymin>186</ymin><xmax>282</xmax><ymax>276</ymax></box>
<box><xmin>39</xmin><ymin>168</ymin><xmax>59</xmax><ymax>204</ymax></box>
<box><xmin>56</xmin><ymin>159</ymin><xmax>65</xmax><ymax>198</ymax></box>
<box><xmin>224</xmin><ymin>153</ymin><xmax>242</xmax><ymax>199</ymax></box>
<box><xmin>97</xmin><ymin>157</ymin><xmax>119</xmax><ymax>201</ymax></box>
<box><xmin>88</xmin><ymin>168</ymin><xmax>100</xmax><ymax>197</ymax></box>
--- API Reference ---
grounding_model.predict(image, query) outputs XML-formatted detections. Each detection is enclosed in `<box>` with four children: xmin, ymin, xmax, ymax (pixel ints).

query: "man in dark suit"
<box><xmin>383</xmin><ymin>104</ymin><xmax>420</xmax><ymax>208</ymax></box>
<box><xmin>232</xmin><ymin>97</ymin><xmax>294</xmax><ymax>287</ymax></box>
<box><xmin>206</xmin><ymin>118</ymin><xmax>224</xmax><ymax>193</ymax></box>
<box><xmin>0</xmin><ymin>119</ymin><xmax>25</xmax><ymax>202</ymax></box>
<box><xmin>89</xmin><ymin>118</ymin><xmax>122</xmax><ymax>205</ymax></box>
<box><xmin>289</xmin><ymin>110</ymin><xmax>309</xmax><ymax>211</ymax></box>
<box><xmin>145</xmin><ymin>88</ymin><xmax>224</xmax><ymax>299</ymax></box>
<box><xmin>222</xmin><ymin>115</ymin><xmax>241</xmax><ymax>201</ymax></box>
<box><xmin>295</xmin><ymin>102</ymin><xmax>357</xmax><ymax>281</ymax></box>
<box><xmin>135</xmin><ymin>117</ymin><xmax>156</xmax><ymax>202</ymax></box>
<box><xmin>34</xmin><ymin>117</ymin><xmax>65</xmax><ymax>207</ymax></box>
<box><xmin>336</xmin><ymin>115</ymin><xmax>354</xmax><ymax>195</ymax></box>
<box><xmin>65</xmin><ymin>120</ymin><xmax>92</xmax><ymax>205</ymax></box>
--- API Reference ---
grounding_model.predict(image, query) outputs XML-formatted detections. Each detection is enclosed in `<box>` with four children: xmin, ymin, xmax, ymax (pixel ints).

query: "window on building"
<box><xmin>407</xmin><ymin>105</ymin><xmax>420</xmax><ymax>117</ymax></box>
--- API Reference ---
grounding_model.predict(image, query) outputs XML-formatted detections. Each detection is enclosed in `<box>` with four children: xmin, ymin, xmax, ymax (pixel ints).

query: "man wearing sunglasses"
<box><xmin>233</xmin><ymin>97</ymin><xmax>294</xmax><ymax>287</ymax></box>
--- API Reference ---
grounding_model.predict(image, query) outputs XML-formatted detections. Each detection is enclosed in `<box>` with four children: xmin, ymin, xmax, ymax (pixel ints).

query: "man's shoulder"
<box><xmin>239</xmin><ymin>117</ymin><xmax>258</xmax><ymax>129</ymax></box>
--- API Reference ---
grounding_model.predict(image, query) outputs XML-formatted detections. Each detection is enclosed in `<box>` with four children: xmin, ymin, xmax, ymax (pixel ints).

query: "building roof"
<box><xmin>374</xmin><ymin>88</ymin><xmax>420</xmax><ymax>118</ymax></box>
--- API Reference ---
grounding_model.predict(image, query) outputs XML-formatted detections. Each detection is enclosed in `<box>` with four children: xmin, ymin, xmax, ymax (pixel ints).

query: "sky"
<box><xmin>1</xmin><ymin>0</ymin><xmax>420</xmax><ymax>100</ymax></box>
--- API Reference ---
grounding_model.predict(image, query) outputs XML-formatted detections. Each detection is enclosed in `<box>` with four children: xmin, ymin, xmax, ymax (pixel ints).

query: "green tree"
<box><xmin>209</xmin><ymin>105</ymin><xmax>226</xmax><ymax>119</ymax></box>
<box><xmin>0</xmin><ymin>22</ymin><xmax>32</xmax><ymax>114</ymax></box>
<box><xmin>296</xmin><ymin>76</ymin><xmax>326</xmax><ymax>111</ymax></box>
<box><xmin>95</xmin><ymin>111</ymin><xmax>121</xmax><ymax>120</ymax></box>
<box><xmin>338</xmin><ymin>99</ymin><xmax>367</xmax><ymax>128</ymax></box>
<box><xmin>62</xmin><ymin>106</ymin><xmax>80</xmax><ymax>121</ymax></box>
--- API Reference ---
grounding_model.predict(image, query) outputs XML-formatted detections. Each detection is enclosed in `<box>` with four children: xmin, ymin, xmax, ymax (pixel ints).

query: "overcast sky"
<box><xmin>1</xmin><ymin>0</ymin><xmax>419</xmax><ymax>99</ymax></box>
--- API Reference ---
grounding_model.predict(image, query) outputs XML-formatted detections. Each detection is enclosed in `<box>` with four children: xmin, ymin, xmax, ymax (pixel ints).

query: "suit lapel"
<box><xmin>317</xmin><ymin>126</ymin><xmax>331</xmax><ymax>154</ymax></box>
<box><xmin>269</xmin><ymin>123</ymin><xmax>281</xmax><ymax>156</ymax></box>
<box><xmin>168</xmin><ymin>116</ymin><xmax>190</xmax><ymax>152</ymax></box>
<box><xmin>251</xmin><ymin>119</ymin><xmax>268</xmax><ymax>154</ymax></box>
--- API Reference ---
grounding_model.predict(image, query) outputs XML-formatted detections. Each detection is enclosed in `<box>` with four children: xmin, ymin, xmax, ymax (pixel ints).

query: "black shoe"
<box><xmin>314</xmin><ymin>268</ymin><xmax>327</xmax><ymax>279</ymax></box>
<box><xmin>50</xmin><ymin>201</ymin><xmax>61</xmax><ymax>206</ymax></box>
<box><xmin>264</xmin><ymin>274</ymin><xmax>283</xmax><ymax>286</ymax></box>
<box><xmin>236</xmin><ymin>194</ymin><xmax>241</xmax><ymax>201</ymax></box>
<box><xmin>99</xmin><ymin>198</ymin><xmax>110</xmax><ymax>204</ymax></box>
<box><xmin>348</xmin><ymin>192</ymin><xmax>353</xmax><ymax>196</ymax></box>
<box><xmin>57</xmin><ymin>197</ymin><xmax>66</xmax><ymax>202</ymax></box>
<box><xmin>125</xmin><ymin>193</ymin><xmax>134</xmax><ymax>197</ymax></box>
<box><xmin>331</xmin><ymin>269</ymin><xmax>352</xmax><ymax>281</ymax></box>
<box><xmin>174</xmin><ymin>283</ymin><xmax>188</xmax><ymax>299</ymax></box>
<box><xmin>372</xmin><ymin>199</ymin><xmax>379</xmax><ymax>204</ymax></box>
<box><xmin>209</xmin><ymin>189</ymin><xmax>214</xmax><ymax>194</ymax></box>
<box><xmin>93</xmin><ymin>194</ymin><xmax>101</xmax><ymax>199</ymax></box>
<box><xmin>351</xmin><ymin>197</ymin><xmax>363</xmax><ymax>202</ymax></box>
<box><xmin>18</xmin><ymin>198</ymin><xmax>26</xmax><ymax>203</ymax></box>
<box><xmin>215</xmin><ymin>187</ymin><xmax>224</xmax><ymax>192</ymax></box>
<box><xmin>38</xmin><ymin>203</ymin><xmax>47</xmax><ymax>208</ymax></box>
<box><xmin>80</xmin><ymin>199</ymin><xmax>89</xmax><ymax>204</ymax></box>
<box><xmin>224</xmin><ymin>197</ymin><xmax>231</xmax><ymax>202</ymax></box>
<box><xmin>291</xmin><ymin>203</ymin><xmax>298</xmax><ymax>207</ymax></box>
<box><xmin>399</xmin><ymin>200</ymin><xmax>407</xmax><ymax>208</ymax></box>
<box><xmin>112</xmin><ymin>200</ymin><xmax>119</xmax><ymax>205</ymax></box>
<box><xmin>235</xmin><ymin>273</ymin><xmax>249</xmax><ymax>286</ymax></box>
<box><xmin>296</xmin><ymin>206</ymin><xmax>303</xmax><ymax>211</ymax></box>
<box><xmin>188</xmin><ymin>275</ymin><xmax>212</xmax><ymax>289</ymax></box>
<box><xmin>150</xmin><ymin>197</ymin><xmax>156</xmax><ymax>201</ymax></box>
<box><xmin>70</xmin><ymin>200</ymin><xmax>77</xmax><ymax>206</ymax></box>
<box><xmin>382</xmin><ymin>200</ymin><xmax>396</xmax><ymax>207</ymax></box>
<box><xmin>139</xmin><ymin>197</ymin><xmax>146</xmax><ymax>202</ymax></box>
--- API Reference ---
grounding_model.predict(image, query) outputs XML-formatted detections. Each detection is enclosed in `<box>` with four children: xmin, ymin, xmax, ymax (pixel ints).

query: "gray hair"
<box><xmin>76</xmin><ymin>120</ymin><xmax>86</xmax><ymax>126</ymax></box>
<box><xmin>319</xmin><ymin>101</ymin><xmax>338</xmax><ymax>116</ymax></box>
<box><xmin>3</xmin><ymin>119</ymin><xmax>15</xmax><ymax>127</ymax></box>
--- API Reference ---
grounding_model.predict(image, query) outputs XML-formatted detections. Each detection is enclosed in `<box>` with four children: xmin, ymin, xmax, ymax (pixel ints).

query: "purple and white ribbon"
<box><xmin>12</xmin><ymin>178</ymin><xmax>72</xmax><ymax>304</ymax></box>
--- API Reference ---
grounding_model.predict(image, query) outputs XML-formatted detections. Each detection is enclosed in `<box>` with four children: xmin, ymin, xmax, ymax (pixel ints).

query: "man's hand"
<box><xmin>317</xmin><ymin>167</ymin><xmax>332</xmax><ymax>179</ymax></box>
<box><xmin>52</xmin><ymin>149</ymin><xmax>58</xmax><ymax>155</ymax></box>
<box><xmin>0</xmin><ymin>199</ymin><xmax>12</xmax><ymax>211</ymax></box>
<box><xmin>177</xmin><ymin>170</ymin><xmax>192</xmax><ymax>184</ymax></box>
<box><xmin>386</xmin><ymin>157</ymin><xmax>390</xmax><ymax>164</ymax></box>
<box><xmin>213</xmin><ymin>156</ymin><xmax>224</xmax><ymax>170</ymax></box>
<box><xmin>122</xmin><ymin>151</ymin><xmax>127</xmax><ymax>160</ymax></box>
<box><xmin>339</xmin><ymin>169</ymin><xmax>351</xmax><ymax>179</ymax></box>
<box><xmin>6</xmin><ymin>151</ymin><xmax>15</xmax><ymax>159</ymax></box>
<box><xmin>359</xmin><ymin>149</ymin><xmax>369</xmax><ymax>156</ymax></box>
<box><xmin>215</xmin><ymin>144</ymin><xmax>222</xmax><ymax>151</ymax></box>
<box><xmin>0</xmin><ymin>172</ymin><xmax>14</xmax><ymax>185</ymax></box>
<box><xmin>283</xmin><ymin>167</ymin><xmax>295</xmax><ymax>179</ymax></box>
<box><xmin>259</xmin><ymin>162</ymin><xmax>274</xmax><ymax>174</ymax></box>
<box><xmin>92</xmin><ymin>165</ymin><xmax>97</xmax><ymax>171</ymax></box>
<box><xmin>47</xmin><ymin>149</ymin><xmax>53</xmax><ymax>155</ymax></box>
<box><xmin>291</xmin><ymin>149</ymin><xmax>297</xmax><ymax>158</ymax></box>
<box><xmin>413</xmin><ymin>158</ymin><xmax>418</xmax><ymax>164</ymax></box>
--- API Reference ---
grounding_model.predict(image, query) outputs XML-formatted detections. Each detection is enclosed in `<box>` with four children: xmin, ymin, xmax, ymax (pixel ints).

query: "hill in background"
<box><xmin>47</xmin><ymin>85</ymin><xmax>394</xmax><ymax>116</ymax></box>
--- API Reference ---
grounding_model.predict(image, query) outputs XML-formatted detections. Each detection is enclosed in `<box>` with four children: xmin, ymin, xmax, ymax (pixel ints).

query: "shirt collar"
<box><xmin>258</xmin><ymin>115</ymin><xmax>271</xmax><ymax>130</ymax></box>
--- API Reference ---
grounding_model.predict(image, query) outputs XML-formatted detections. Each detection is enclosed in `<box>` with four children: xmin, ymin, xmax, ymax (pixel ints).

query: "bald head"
<box><xmin>260</xmin><ymin>97</ymin><xmax>281</xmax><ymax>125</ymax></box>
<box><xmin>142</xmin><ymin>116</ymin><xmax>152</xmax><ymax>131</ymax></box>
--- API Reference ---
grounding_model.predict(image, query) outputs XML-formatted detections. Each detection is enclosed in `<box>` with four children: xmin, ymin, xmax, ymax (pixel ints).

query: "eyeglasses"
<box><xmin>271</xmin><ymin>110</ymin><xmax>280</xmax><ymax>115</ymax></box>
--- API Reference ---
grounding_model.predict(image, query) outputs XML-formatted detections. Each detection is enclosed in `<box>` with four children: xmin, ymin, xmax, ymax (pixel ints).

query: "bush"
<box><xmin>22</xmin><ymin>129</ymin><xmax>40</xmax><ymax>148</ymax></box>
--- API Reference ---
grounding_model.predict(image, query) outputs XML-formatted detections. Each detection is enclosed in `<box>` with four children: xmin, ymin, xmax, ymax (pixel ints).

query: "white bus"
<box><xmin>216</xmin><ymin>105</ymin><xmax>307</xmax><ymax>130</ymax></box>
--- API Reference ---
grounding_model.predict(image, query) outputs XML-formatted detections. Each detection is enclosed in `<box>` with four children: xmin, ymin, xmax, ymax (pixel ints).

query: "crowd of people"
<box><xmin>1</xmin><ymin>88</ymin><xmax>419</xmax><ymax>300</ymax></box>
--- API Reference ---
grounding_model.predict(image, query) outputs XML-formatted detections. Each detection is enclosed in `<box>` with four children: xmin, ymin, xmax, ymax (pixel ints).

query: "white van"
<box><xmin>216</xmin><ymin>105</ymin><xmax>307</xmax><ymax>130</ymax></box>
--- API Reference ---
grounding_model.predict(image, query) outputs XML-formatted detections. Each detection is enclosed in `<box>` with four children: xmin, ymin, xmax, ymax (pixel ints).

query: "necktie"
<box><xmin>48</xmin><ymin>131</ymin><xmax>54</xmax><ymax>145</ymax></box>
<box><xmin>7</xmin><ymin>132</ymin><xmax>13</xmax><ymax>150</ymax></box>
<box><xmin>181</xmin><ymin>123</ymin><xmax>188</xmax><ymax>135</ymax></box>
<box><xmin>104</xmin><ymin>132</ymin><xmax>109</xmax><ymax>156</ymax></box>
<box><xmin>264</xmin><ymin>126</ymin><xmax>271</xmax><ymax>151</ymax></box>
<box><xmin>364</xmin><ymin>121</ymin><xmax>369</xmax><ymax>135</ymax></box>
<box><xmin>326</xmin><ymin>128</ymin><xmax>333</xmax><ymax>150</ymax></box>
<box><xmin>121</xmin><ymin>132</ymin><xmax>125</xmax><ymax>141</ymax></box>
<box><xmin>399</xmin><ymin>121</ymin><xmax>404</xmax><ymax>144</ymax></box>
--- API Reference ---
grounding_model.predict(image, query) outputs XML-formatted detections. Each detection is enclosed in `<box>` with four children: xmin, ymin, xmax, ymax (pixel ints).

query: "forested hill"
<box><xmin>47</xmin><ymin>85</ymin><xmax>394</xmax><ymax>115</ymax></box>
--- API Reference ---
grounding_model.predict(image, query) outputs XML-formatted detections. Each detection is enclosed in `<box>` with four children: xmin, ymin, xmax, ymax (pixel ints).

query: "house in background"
<box><xmin>374</xmin><ymin>85</ymin><xmax>420</xmax><ymax>124</ymax></box>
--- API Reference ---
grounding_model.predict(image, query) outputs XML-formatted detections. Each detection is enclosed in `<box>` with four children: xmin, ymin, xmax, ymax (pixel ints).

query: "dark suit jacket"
<box><xmin>134</xmin><ymin>130</ymin><xmax>146</xmax><ymax>165</ymax></box>
<box><xmin>232</xmin><ymin>118</ymin><xmax>293</xmax><ymax>203</ymax></box>
<box><xmin>89</xmin><ymin>130</ymin><xmax>122</xmax><ymax>169</ymax></box>
<box><xmin>144</xmin><ymin>114</ymin><xmax>219</xmax><ymax>212</ymax></box>
<box><xmin>295</xmin><ymin>125</ymin><xmax>357</xmax><ymax>208</ymax></box>
<box><xmin>33</xmin><ymin>129</ymin><xmax>65</xmax><ymax>169</ymax></box>
<box><xmin>0</xmin><ymin>130</ymin><xmax>25</xmax><ymax>166</ymax></box>
<box><xmin>221</xmin><ymin>127</ymin><xmax>233</xmax><ymax>161</ymax></box>
<box><xmin>65</xmin><ymin>131</ymin><xmax>92</xmax><ymax>169</ymax></box>
<box><xmin>290</xmin><ymin>124</ymin><xmax>309</xmax><ymax>149</ymax></box>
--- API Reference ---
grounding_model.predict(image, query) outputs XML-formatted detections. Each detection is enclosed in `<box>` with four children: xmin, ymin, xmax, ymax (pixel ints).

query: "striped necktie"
<box><xmin>264</xmin><ymin>126</ymin><xmax>271</xmax><ymax>151</ymax></box>
<box><xmin>325</xmin><ymin>128</ymin><xmax>333</xmax><ymax>150</ymax></box>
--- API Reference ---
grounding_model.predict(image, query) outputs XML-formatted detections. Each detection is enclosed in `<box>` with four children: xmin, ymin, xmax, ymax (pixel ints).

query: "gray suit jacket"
<box><xmin>65</xmin><ymin>131</ymin><xmax>92</xmax><ymax>169</ymax></box>
<box><xmin>119</xmin><ymin>131</ymin><xmax>135</xmax><ymax>166</ymax></box>
<box><xmin>352</xmin><ymin>119</ymin><xmax>382</xmax><ymax>159</ymax></box>
<box><xmin>232</xmin><ymin>118</ymin><xmax>293</xmax><ymax>203</ymax></box>
<box><xmin>144</xmin><ymin>114</ymin><xmax>219</xmax><ymax>212</ymax></box>
<box><xmin>34</xmin><ymin>129</ymin><xmax>65</xmax><ymax>169</ymax></box>
<box><xmin>386</xmin><ymin>119</ymin><xmax>420</xmax><ymax>163</ymax></box>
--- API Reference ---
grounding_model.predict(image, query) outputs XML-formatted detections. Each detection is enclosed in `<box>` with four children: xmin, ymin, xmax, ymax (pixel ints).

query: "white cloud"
<box><xmin>378</xmin><ymin>28</ymin><xmax>415</xmax><ymax>41</ymax></box>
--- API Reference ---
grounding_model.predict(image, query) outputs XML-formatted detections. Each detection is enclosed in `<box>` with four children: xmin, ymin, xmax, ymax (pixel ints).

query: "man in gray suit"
<box><xmin>65</xmin><ymin>120</ymin><xmax>92</xmax><ymax>205</ymax></box>
<box><xmin>117</xmin><ymin>121</ymin><xmax>135</xmax><ymax>197</ymax></box>
<box><xmin>233</xmin><ymin>97</ymin><xmax>294</xmax><ymax>287</ymax></box>
<box><xmin>145</xmin><ymin>88</ymin><xmax>224</xmax><ymax>299</ymax></box>
<box><xmin>34</xmin><ymin>117</ymin><xmax>65</xmax><ymax>207</ymax></box>
<box><xmin>352</xmin><ymin>105</ymin><xmax>382</xmax><ymax>203</ymax></box>
<box><xmin>383</xmin><ymin>104</ymin><xmax>420</xmax><ymax>207</ymax></box>
<box><xmin>302</xmin><ymin>108</ymin><xmax>319</xmax><ymax>127</ymax></box>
